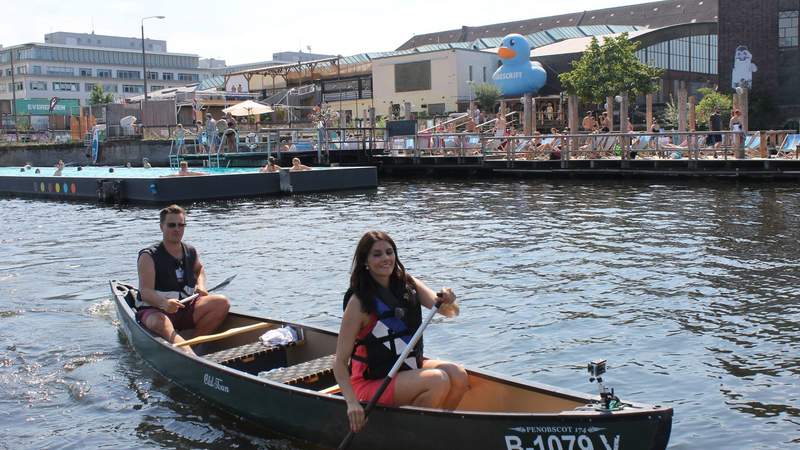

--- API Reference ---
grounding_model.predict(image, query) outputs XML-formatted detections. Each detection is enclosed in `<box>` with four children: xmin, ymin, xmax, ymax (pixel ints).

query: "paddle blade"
<box><xmin>208</xmin><ymin>274</ymin><xmax>237</xmax><ymax>292</ymax></box>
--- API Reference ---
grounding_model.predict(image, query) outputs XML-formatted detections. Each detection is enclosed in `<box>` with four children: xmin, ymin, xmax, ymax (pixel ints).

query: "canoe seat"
<box><xmin>259</xmin><ymin>354</ymin><xmax>336</xmax><ymax>385</ymax></box>
<box><xmin>205</xmin><ymin>337</ymin><xmax>304</xmax><ymax>375</ymax></box>
<box><xmin>205</xmin><ymin>342</ymin><xmax>289</xmax><ymax>365</ymax></box>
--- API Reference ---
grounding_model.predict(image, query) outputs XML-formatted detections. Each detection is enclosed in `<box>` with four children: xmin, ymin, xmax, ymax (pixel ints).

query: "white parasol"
<box><xmin>222</xmin><ymin>100</ymin><xmax>274</xmax><ymax>117</ymax></box>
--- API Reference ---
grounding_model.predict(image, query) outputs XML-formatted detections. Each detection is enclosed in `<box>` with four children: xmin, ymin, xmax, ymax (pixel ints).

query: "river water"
<box><xmin>1</xmin><ymin>179</ymin><xmax>798</xmax><ymax>449</ymax></box>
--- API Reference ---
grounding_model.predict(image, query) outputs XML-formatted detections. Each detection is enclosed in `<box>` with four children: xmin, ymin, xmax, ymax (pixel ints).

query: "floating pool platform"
<box><xmin>0</xmin><ymin>166</ymin><xmax>378</xmax><ymax>203</ymax></box>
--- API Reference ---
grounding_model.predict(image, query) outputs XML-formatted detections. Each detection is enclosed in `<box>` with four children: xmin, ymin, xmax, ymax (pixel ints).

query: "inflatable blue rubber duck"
<box><xmin>491</xmin><ymin>34</ymin><xmax>547</xmax><ymax>96</ymax></box>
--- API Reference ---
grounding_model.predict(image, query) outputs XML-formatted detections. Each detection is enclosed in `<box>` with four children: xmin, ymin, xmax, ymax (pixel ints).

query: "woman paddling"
<box><xmin>333</xmin><ymin>231</ymin><xmax>468</xmax><ymax>433</ymax></box>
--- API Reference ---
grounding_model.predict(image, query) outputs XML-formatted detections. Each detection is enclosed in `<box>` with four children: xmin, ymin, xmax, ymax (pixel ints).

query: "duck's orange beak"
<box><xmin>498</xmin><ymin>47</ymin><xmax>517</xmax><ymax>59</ymax></box>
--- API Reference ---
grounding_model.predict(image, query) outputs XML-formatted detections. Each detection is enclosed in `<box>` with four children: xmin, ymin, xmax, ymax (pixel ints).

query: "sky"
<box><xmin>1</xmin><ymin>0</ymin><xmax>659</xmax><ymax>65</ymax></box>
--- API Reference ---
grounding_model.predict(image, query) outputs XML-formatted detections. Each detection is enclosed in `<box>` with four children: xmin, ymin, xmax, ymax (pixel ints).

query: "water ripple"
<box><xmin>1</xmin><ymin>180</ymin><xmax>800</xmax><ymax>449</ymax></box>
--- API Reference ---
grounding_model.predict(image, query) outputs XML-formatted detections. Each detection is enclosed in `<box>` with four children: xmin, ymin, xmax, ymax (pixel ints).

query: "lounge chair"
<box><xmin>778</xmin><ymin>134</ymin><xmax>800</xmax><ymax>156</ymax></box>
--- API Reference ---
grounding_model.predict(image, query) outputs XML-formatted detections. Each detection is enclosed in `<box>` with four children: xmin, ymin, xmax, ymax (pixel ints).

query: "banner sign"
<box><xmin>15</xmin><ymin>98</ymin><xmax>80</xmax><ymax>116</ymax></box>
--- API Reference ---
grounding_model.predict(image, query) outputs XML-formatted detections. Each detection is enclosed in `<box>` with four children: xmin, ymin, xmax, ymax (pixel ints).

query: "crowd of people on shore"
<box><xmin>411</xmin><ymin>108</ymin><xmax>795</xmax><ymax>161</ymax></box>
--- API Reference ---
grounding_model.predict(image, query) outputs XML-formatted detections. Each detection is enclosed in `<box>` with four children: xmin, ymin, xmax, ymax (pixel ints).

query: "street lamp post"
<box><xmin>141</xmin><ymin>15</ymin><xmax>165</xmax><ymax>127</ymax></box>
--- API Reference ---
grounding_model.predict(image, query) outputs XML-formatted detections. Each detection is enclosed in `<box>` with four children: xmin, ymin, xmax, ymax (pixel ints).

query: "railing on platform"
<box><xmin>167</xmin><ymin>125</ymin><xmax>389</xmax><ymax>167</ymax></box>
<box><xmin>382</xmin><ymin>129</ymin><xmax>800</xmax><ymax>161</ymax></box>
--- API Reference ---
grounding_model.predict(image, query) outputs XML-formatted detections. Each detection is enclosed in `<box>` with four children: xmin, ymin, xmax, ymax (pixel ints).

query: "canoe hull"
<box><xmin>111</xmin><ymin>281</ymin><xmax>671</xmax><ymax>450</ymax></box>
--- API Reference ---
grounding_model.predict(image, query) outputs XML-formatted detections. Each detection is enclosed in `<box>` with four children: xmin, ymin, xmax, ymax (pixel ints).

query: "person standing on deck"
<box><xmin>205</xmin><ymin>114</ymin><xmax>217</xmax><ymax>154</ymax></box>
<box><xmin>708</xmin><ymin>108</ymin><xmax>723</xmax><ymax>149</ymax></box>
<box><xmin>136</xmin><ymin>205</ymin><xmax>229</xmax><ymax>355</ymax></box>
<box><xmin>582</xmin><ymin>112</ymin><xmax>595</xmax><ymax>132</ymax></box>
<box><xmin>333</xmin><ymin>231</ymin><xmax>469</xmax><ymax>433</ymax></box>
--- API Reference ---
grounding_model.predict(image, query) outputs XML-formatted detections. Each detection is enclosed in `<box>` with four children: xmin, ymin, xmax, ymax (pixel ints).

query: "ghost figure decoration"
<box><xmin>491</xmin><ymin>34</ymin><xmax>547</xmax><ymax>96</ymax></box>
<box><xmin>732</xmin><ymin>45</ymin><xmax>757</xmax><ymax>89</ymax></box>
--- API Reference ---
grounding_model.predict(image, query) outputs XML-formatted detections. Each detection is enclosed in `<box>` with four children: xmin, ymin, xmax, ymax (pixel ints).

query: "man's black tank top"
<box><xmin>138</xmin><ymin>242</ymin><xmax>197</xmax><ymax>295</ymax></box>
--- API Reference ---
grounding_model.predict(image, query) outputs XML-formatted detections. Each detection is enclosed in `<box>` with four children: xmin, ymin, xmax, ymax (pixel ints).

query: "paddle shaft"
<box><xmin>180</xmin><ymin>274</ymin><xmax>237</xmax><ymax>305</ymax></box>
<box><xmin>338</xmin><ymin>299</ymin><xmax>443</xmax><ymax>450</ymax></box>
<box><xmin>174</xmin><ymin>322</ymin><xmax>272</xmax><ymax>348</ymax></box>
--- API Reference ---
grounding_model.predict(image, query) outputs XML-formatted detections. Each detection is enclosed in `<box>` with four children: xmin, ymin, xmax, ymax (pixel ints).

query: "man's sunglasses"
<box><xmin>166</xmin><ymin>222</ymin><xmax>186</xmax><ymax>228</ymax></box>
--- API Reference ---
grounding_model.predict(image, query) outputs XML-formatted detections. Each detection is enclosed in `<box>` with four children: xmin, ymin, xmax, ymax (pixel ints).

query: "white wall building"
<box><xmin>371</xmin><ymin>48</ymin><xmax>500</xmax><ymax>116</ymax></box>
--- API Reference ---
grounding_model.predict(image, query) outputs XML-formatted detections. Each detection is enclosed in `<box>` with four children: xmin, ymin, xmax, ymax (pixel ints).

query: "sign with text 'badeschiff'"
<box><xmin>14</xmin><ymin>98</ymin><xmax>80</xmax><ymax>116</ymax></box>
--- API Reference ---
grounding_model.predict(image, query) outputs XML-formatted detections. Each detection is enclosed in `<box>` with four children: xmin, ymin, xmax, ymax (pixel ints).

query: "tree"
<box><xmin>89</xmin><ymin>84</ymin><xmax>114</xmax><ymax>105</ymax></box>
<box><xmin>559</xmin><ymin>34</ymin><xmax>663</xmax><ymax>104</ymax></box>
<box><xmin>694</xmin><ymin>88</ymin><xmax>732</xmax><ymax>129</ymax></box>
<box><xmin>472</xmin><ymin>83</ymin><xmax>502</xmax><ymax>113</ymax></box>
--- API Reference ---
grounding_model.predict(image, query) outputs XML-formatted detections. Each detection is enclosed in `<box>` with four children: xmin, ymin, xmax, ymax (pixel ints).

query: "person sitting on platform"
<box><xmin>259</xmin><ymin>156</ymin><xmax>283</xmax><ymax>173</ymax></box>
<box><xmin>53</xmin><ymin>160</ymin><xmax>65</xmax><ymax>176</ymax></box>
<box><xmin>136</xmin><ymin>204</ymin><xmax>230</xmax><ymax>355</ymax></box>
<box><xmin>289</xmin><ymin>157</ymin><xmax>311</xmax><ymax>172</ymax></box>
<box><xmin>333</xmin><ymin>231</ymin><xmax>468</xmax><ymax>433</ymax></box>
<box><xmin>142</xmin><ymin>158</ymin><xmax>152</xmax><ymax>169</ymax></box>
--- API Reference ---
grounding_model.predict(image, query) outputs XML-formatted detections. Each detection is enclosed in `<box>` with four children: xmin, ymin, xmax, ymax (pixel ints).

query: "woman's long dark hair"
<box><xmin>348</xmin><ymin>231</ymin><xmax>415</xmax><ymax>314</ymax></box>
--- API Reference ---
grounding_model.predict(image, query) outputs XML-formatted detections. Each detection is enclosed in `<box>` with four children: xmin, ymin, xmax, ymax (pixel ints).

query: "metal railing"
<box><xmin>382</xmin><ymin>129</ymin><xmax>800</xmax><ymax>161</ymax></box>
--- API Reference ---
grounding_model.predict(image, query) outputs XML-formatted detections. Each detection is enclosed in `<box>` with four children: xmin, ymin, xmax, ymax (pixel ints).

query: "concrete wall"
<box><xmin>0</xmin><ymin>139</ymin><xmax>173</xmax><ymax>167</ymax></box>
<box><xmin>372</xmin><ymin>49</ymin><xmax>499</xmax><ymax>115</ymax></box>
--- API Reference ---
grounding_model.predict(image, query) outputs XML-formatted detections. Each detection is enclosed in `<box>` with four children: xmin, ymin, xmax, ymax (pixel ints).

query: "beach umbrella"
<box><xmin>222</xmin><ymin>100</ymin><xmax>274</xmax><ymax>117</ymax></box>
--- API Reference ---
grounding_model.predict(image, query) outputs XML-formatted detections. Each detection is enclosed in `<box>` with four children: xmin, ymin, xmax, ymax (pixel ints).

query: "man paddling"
<box><xmin>136</xmin><ymin>204</ymin><xmax>229</xmax><ymax>354</ymax></box>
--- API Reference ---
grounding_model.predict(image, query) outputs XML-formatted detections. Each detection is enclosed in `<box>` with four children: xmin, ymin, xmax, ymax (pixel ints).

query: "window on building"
<box><xmin>483</xmin><ymin>66</ymin><xmax>487</xmax><ymax>82</ymax></box>
<box><xmin>79</xmin><ymin>68</ymin><xmax>93</xmax><ymax>77</ymax></box>
<box><xmin>85</xmin><ymin>83</ymin><xmax>96</xmax><ymax>92</ymax></box>
<box><xmin>177</xmin><ymin>73</ymin><xmax>199</xmax><ymax>82</ymax></box>
<box><xmin>779</xmin><ymin>11</ymin><xmax>799</xmax><ymax>48</ymax></box>
<box><xmin>468</xmin><ymin>65</ymin><xmax>473</xmax><ymax>82</ymax></box>
<box><xmin>53</xmin><ymin>82</ymin><xmax>80</xmax><ymax>91</ymax></box>
<box><xmin>97</xmin><ymin>69</ymin><xmax>112</xmax><ymax>78</ymax></box>
<box><xmin>162</xmin><ymin>72</ymin><xmax>174</xmax><ymax>80</ymax></box>
<box><xmin>30</xmin><ymin>81</ymin><xmax>48</xmax><ymax>91</ymax></box>
<box><xmin>8</xmin><ymin>81</ymin><xmax>23</xmax><ymax>92</ymax></box>
<box><xmin>150</xmin><ymin>85</ymin><xmax>164</xmax><ymax>92</ymax></box>
<box><xmin>122</xmin><ymin>84</ymin><xmax>144</xmax><ymax>93</ymax></box>
<box><xmin>147</xmin><ymin>71</ymin><xmax>158</xmax><ymax>80</ymax></box>
<box><xmin>103</xmin><ymin>83</ymin><xmax>118</xmax><ymax>93</ymax></box>
<box><xmin>4</xmin><ymin>68</ymin><xmax>11</xmax><ymax>76</ymax></box>
<box><xmin>117</xmin><ymin>70</ymin><xmax>141</xmax><ymax>79</ymax></box>
<box><xmin>394</xmin><ymin>60</ymin><xmax>432</xmax><ymax>92</ymax></box>
<box><xmin>670</xmin><ymin>37</ymin><xmax>690</xmax><ymax>72</ymax></box>
<box><xmin>31</xmin><ymin>65</ymin><xmax>41</xmax><ymax>75</ymax></box>
<box><xmin>16</xmin><ymin>66</ymin><xmax>27</xmax><ymax>75</ymax></box>
<box><xmin>46</xmin><ymin>66</ymin><xmax>74</xmax><ymax>76</ymax></box>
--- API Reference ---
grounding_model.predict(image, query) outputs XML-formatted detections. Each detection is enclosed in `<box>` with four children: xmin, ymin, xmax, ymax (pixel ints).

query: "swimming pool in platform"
<box><xmin>0</xmin><ymin>165</ymin><xmax>378</xmax><ymax>203</ymax></box>
<box><xmin>0</xmin><ymin>166</ymin><xmax>259</xmax><ymax>178</ymax></box>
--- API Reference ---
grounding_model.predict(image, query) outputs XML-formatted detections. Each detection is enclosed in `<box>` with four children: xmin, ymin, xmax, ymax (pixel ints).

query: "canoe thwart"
<box><xmin>319</xmin><ymin>384</ymin><xmax>341</xmax><ymax>395</ymax></box>
<box><xmin>259</xmin><ymin>354</ymin><xmax>336</xmax><ymax>385</ymax></box>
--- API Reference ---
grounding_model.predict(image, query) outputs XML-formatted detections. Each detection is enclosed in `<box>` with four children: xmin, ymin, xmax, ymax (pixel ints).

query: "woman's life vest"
<box><xmin>345</xmin><ymin>283</ymin><xmax>423</xmax><ymax>380</ymax></box>
<box><xmin>135</xmin><ymin>242</ymin><xmax>197</xmax><ymax>308</ymax></box>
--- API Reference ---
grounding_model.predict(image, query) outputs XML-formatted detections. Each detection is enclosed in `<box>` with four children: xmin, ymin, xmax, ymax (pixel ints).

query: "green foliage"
<box><xmin>88</xmin><ymin>85</ymin><xmax>114</xmax><ymax>105</ymax></box>
<box><xmin>695</xmin><ymin>88</ymin><xmax>732</xmax><ymax>128</ymax></box>
<box><xmin>472</xmin><ymin>83</ymin><xmax>502</xmax><ymax>113</ymax></box>
<box><xmin>559</xmin><ymin>34</ymin><xmax>663</xmax><ymax>103</ymax></box>
<box><xmin>660</xmin><ymin>95</ymin><xmax>678</xmax><ymax>129</ymax></box>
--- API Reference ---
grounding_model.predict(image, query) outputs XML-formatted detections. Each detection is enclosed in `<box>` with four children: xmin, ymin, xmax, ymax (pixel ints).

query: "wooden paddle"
<box><xmin>174</xmin><ymin>322</ymin><xmax>273</xmax><ymax>348</ymax></box>
<box><xmin>338</xmin><ymin>296</ymin><xmax>444</xmax><ymax>450</ymax></box>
